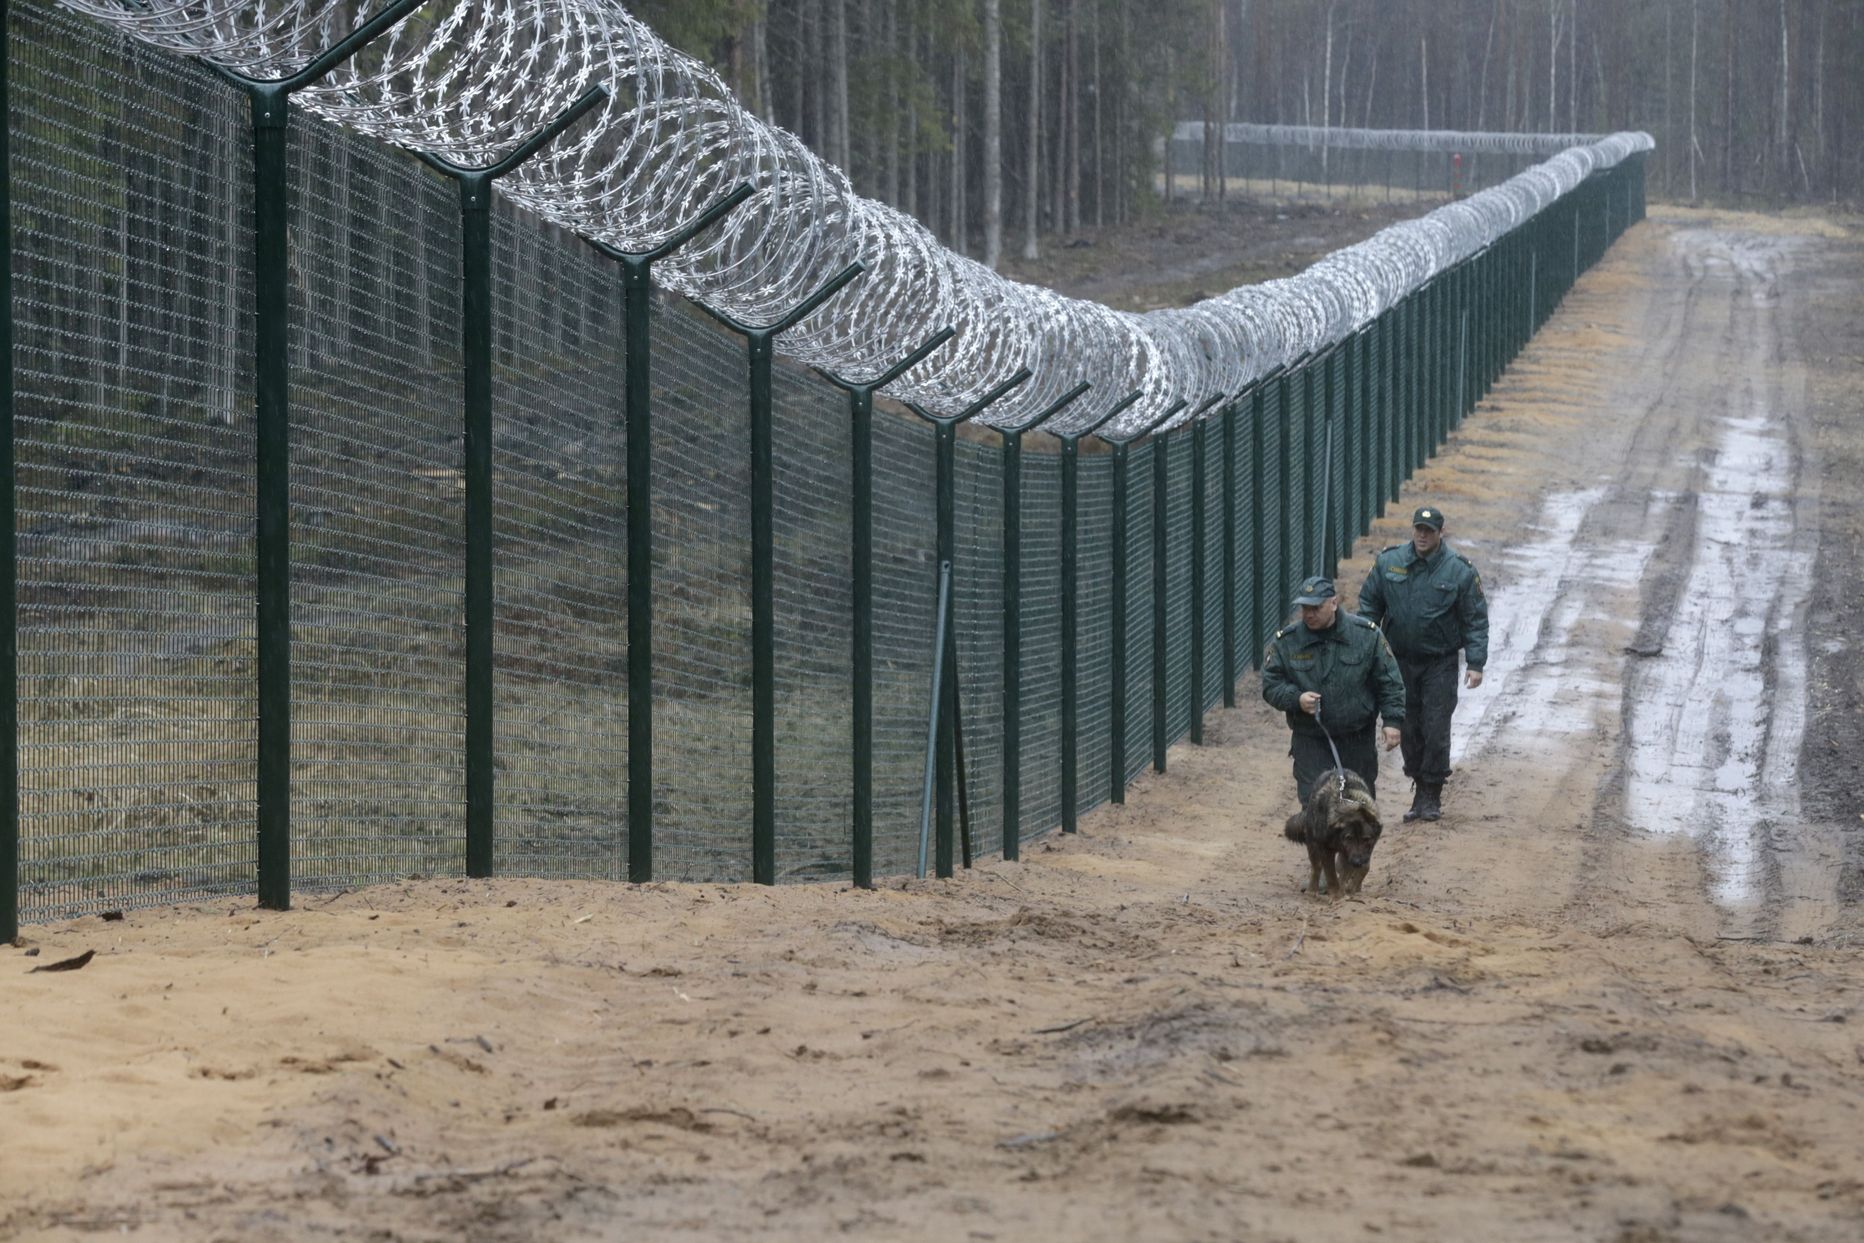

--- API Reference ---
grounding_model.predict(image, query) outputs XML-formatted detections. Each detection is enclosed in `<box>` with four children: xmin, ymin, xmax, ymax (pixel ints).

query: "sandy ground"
<box><xmin>5</xmin><ymin>207</ymin><xmax>1864</xmax><ymax>1243</ymax></box>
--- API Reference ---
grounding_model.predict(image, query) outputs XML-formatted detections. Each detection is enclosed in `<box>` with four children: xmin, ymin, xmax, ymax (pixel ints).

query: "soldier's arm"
<box><xmin>1259</xmin><ymin>637</ymin><xmax>1303</xmax><ymax>713</ymax></box>
<box><xmin>1372</xmin><ymin>630</ymin><xmax>1407</xmax><ymax>726</ymax></box>
<box><xmin>1355</xmin><ymin>559</ymin><xmax>1386</xmax><ymax>626</ymax></box>
<box><xmin>1459</xmin><ymin>563</ymin><xmax>1490</xmax><ymax>670</ymax></box>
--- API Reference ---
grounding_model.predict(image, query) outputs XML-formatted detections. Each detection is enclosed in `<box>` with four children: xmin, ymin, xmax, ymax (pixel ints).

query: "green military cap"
<box><xmin>1411</xmin><ymin>505</ymin><xmax>1445</xmax><ymax>530</ymax></box>
<box><xmin>1292</xmin><ymin>575</ymin><xmax>1335</xmax><ymax>606</ymax></box>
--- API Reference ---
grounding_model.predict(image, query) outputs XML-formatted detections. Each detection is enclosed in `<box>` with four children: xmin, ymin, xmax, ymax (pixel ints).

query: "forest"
<box><xmin>627</xmin><ymin>0</ymin><xmax>1864</xmax><ymax>262</ymax></box>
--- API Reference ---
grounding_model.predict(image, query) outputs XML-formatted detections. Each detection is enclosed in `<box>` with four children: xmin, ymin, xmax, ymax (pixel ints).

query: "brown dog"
<box><xmin>1283</xmin><ymin>768</ymin><xmax>1383</xmax><ymax>899</ymax></box>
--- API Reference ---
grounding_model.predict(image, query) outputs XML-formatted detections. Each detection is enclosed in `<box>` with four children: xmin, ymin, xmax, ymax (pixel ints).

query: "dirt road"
<box><xmin>5</xmin><ymin>208</ymin><xmax>1863</xmax><ymax>1243</ymax></box>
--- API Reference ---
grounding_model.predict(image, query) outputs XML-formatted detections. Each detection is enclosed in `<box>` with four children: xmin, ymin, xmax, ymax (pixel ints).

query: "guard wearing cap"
<box><xmin>1355</xmin><ymin>506</ymin><xmax>1489</xmax><ymax>823</ymax></box>
<box><xmin>1260</xmin><ymin>574</ymin><xmax>1406</xmax><ymax>807</ymax></box>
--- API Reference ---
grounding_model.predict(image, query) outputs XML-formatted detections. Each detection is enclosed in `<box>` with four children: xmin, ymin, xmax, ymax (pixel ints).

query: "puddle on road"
<box><xmin>1623</xmin><ymin>412</ymin><xmax>1815</xmax><ymax>911</ymax></box>
<box><xmin>1453</xmin><ymin>487</ymin><xmax>1660</xmax><ymax>755</ymax></box>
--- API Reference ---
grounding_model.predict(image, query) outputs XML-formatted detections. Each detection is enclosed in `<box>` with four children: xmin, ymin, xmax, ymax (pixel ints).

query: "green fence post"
<box><xmin>1188</xmin><ymin>397</ymin><xmax>1221</xmax><ymax>745</ymax></box>
<box><xmin>590</xmin><ymin>185</ymin><xmax>754</xmax><ymax>884</ymax></box>
<box><xmin>0</xmin><ymin>0</ymin><xmax>14</xmax><ymax>944</ymax></box>
<box><xmin>216</xmin><ymin>0</ymin><xmax>436</xmax><ymax>912</ymax></box>
<box><xmin>700</xmin><ymin>263</ymin><xmax>868</xmax><ymax>885</ymax></box>
<box><xmin>1221</xmin><ymin>398</ymin><xmax>1238</xmax><ymax>708</ymax></box>
<box><xmin>1058</xmin><ymin>392</ymin><xmax>1135</xmax><ymax>831</ymax></box>
<box><xmin>1248</xmin><ymin>377</ymin><xmax>1272</xmax><ymax>661</ymax></box>
<box><xmin>1151</xmin><ymin>421</ymin><xmax>1172</xmax><ymax>773</ymax></box>
<box><xmin>999</xmin><ymin>382</ymin><xmax>1093</xmax><ymax>851</ymax></box>
<box><xmin>415</xmin><ymin>88</ymin><xmax>606</xmax><ymax>880</ymax></box>
<box><xmin>906</xmin><ymin>370</ymin><xmax>1033</xmax><ymax>878</ymax></box>
<box><xmin>1278</xmin><ymin>369</ymin><xmax>1297</xmax><ymax>606</ymax></box>
<box><xmin>1100</xmin><ymin>394</ymin><xmax>1169</xmax><ymax>805</ymax></box>
<box><xmin>819</xmin><ymin>327</ymin><xmax>958</xmax><ymax>886</ymax></box>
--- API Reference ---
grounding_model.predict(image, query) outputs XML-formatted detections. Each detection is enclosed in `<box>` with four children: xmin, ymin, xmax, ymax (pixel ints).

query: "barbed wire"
<box><xmin>66</xmin><ymin>0</ymin><xmax>1653</xmax><ymax>437</ymax></box>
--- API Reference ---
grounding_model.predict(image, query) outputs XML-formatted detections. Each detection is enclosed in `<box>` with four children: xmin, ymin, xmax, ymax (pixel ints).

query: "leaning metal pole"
<box><xmin>216</xmin><ymin>0</ymin><xmax>436</xmax><ymax>912</ymax></box>
<box><xmin>701</xmin><ymin>262</ymin><xmax>868</xmax><ymax>885</ymax></box>
<box><xmin>415</xmin><ymin>86</ymin><xmax>607</xmax><ymax>880</ymax></box>
<box><xmin>819</xmin><ymin>326</ymin><xmax>958</xmax><ymax>888</ymax></box>
<box><xmin>588</xmin><ymin>184</ymin><xmax>753</xmax><ymax>882</ymax></box>
<box><xmin>906</xmin><ymin>369</ymin><xmax>1032</xmax><ymax>878</ymax></box>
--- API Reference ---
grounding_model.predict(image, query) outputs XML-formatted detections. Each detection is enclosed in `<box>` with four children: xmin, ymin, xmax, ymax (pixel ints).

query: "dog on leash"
<box><xmin>1283</xmin><ymin>768</ymin><xmax>1383</xmax><ymax>899</ymax></box>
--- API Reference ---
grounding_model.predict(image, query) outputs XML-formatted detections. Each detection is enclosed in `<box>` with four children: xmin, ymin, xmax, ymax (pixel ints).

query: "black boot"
<box><xmin>1402</xmin><ymin>783</ymin><xmax>1427</xmax><ymax>823</ymax></box>
<box><xmin>1418</xmin><ymin>782</ymin><xmax>1443</xmax><ymax>822</ymax></box>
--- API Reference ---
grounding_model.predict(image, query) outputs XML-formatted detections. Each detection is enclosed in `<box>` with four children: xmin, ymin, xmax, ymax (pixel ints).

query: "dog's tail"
<box><xmin>1283</xmin><ymin>813</ymin><xmax>1306</xmax><ymax>844</ymax></box>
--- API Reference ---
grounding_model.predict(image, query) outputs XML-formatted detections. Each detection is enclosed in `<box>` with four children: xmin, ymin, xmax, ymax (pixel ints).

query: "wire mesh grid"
<box><xmin>1258</xmin><ymin>382</ymin><xmax>1286</xmax><ymax>638</ymax></box>
<box><xmin>1199</xmin><ymin>429</ymin><xmax>1226</xmax><ymax>712</ymax></box>
<box><xmin>1074</xmin><ymin>452</ymin><xmax>1113</xmax><ymax>817</ymax></box>
<box><xmin>285</xmin><ymin>125</ymin><xmax>464</xmax><ymax>891</ymax></box>
<box><xmin>1122</xmin><ymin>444</ymin><xmax>1155</xmax><ymax>784</ymax></box>
<box><xmin>11</xmin><ymin>8</ymin><xmax>256</xmax><ymax>918</ymax></box>
<box><xmin>954</xmin><ymin>437</ymin><xmax>1004</xmax><ymax>859</ymax></box>
<box><xmin>1328</xmin><ymin>348</ymin><xmax>1348</xmax><ymax>569</ymax></box>
<box><xmin>488</xmin><ymin>203</ymin><xmax>627</xmax><ymax>881</ymax></box>
<box><xmin>1162</xmin><ymin>434</ymin><xmax>1194</xmax><ymax>747</ymax></box>
<box><xmin>1016</xmin><ymin>448</ymin><xmax>1062</xmax><ymax>843</ymax></box>
<box><xmin>649</xmin><ymin>302</ymin><xmax>753</xmax><ymax>881</ymax></box>
<box><xmin>770</xmin><ymin>365</ymin><xmax>854</xmax><ymax>880</ymax></box>
<box><xmin>869</xmin><ymin>410</ymin><xmax>935</xmax><ymax>875</ymax></box>
<box><xmin>1230</xmin><ymin>411</ymin><xmax>1258</xmax><ymax>672</ymax></box>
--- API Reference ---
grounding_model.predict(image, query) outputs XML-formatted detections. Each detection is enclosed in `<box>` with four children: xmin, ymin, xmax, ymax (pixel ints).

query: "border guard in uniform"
<box><xmin>1261</xmin><ymin>575</ymin><xmax>1406</xmax><ymax>808</ymax></box>
<box><xmin>1355</xmin><ymin>506</ymin><xmax>1489</xmax><ymax>823</ymax></box>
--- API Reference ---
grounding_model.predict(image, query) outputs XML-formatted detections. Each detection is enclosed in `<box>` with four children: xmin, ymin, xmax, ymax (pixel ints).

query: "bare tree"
<box><xmin>983</xmin><ymin>0</ymin><xmax>1002</xmax><ymax>267</ymax></box>
<box><xmin>1023</xmin><ymin>0</ymin><xmax>1041</xmax><ymax>260</ymax></box>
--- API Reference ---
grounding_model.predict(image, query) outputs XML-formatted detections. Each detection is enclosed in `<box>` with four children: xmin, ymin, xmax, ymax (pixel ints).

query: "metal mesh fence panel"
<box><xmin>11</xmin><ymin>9</ymin><xmax>256</xmax><ymax>918</ymax></box>
<box><xmin>1074</xmin><ymin>453</ymin><xmax>1113</xmax><ymax>816</ymax></box>
<box><xmin>1328</xmin><ymin>349</ymin><xmax>1348</xmax><ymax>568</ymax></box>
<box><xmin>870</xmin><ymin>411</ymin><xmax>936</xmax><ymax>875</ymax></box>
<box><xmin>1230</xmin><ymin>412</ymin><xmax>1258</xmax><ymax>671</ymax></box>
<box><xmin>1200</xmin><ymin>430</ymin><xmax>1226</xmax><ymax>711</ymax></box>
<box><xmin>488</xmin><ymin>202</ymin><xmax>627</xmax><ymax>881</ymax></box>
<box><xmin>286</xmin><ymin>124</ymin><xmax>464</xmax><ymax>891</ymax></box>
<box><xmin>954</xmin><ymin>437</ymin><xmax>1004</xmax><ymax>859</ymax></box>
<box><xmin>651</xmin><ymin>304</ymin><xmax>753</xmax><ymax>881</ymax></box>
<box><xmin>771</xmin><ymin>366</ymin><xmax>853</xmax><ymax>880</ymax></box>
<box><xmin>1017</xmin><ymin>449</ymin><xmax>1062</xmax><ymax>842</ymax></box>
<box><xmin>1122</xmin><ymin>444</ymin><xmax>1155</xmax><ymax>783</ymax></box>
<box><xmin>1163</xmin><ymin>434</ymin><xmax>1194</xmax><ymax>746</ymax></box>
<box><xmin>1284</xmin><ymin>373</ymin><xmax>1309</xmax><ymax>582</ymax></box>
<box><xmin>1257</xmin><ymin>384</ymin><xmax>1285</xmax><ymax>643</ymax></box>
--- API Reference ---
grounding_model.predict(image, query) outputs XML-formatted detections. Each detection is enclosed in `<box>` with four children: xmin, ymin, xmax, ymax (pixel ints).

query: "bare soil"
<box><xmin>5</xmin><ymin>207</ymin><xmax>1864</xmax><ymax>1243</ymax></box>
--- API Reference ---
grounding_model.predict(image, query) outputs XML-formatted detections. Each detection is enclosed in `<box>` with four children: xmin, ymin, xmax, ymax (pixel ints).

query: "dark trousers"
<box><xmin>1397</xmin><ymin>652</ymin><xmax>1460</xmax><ymax>785</ymax></box>
<box><xmin>1290</xmin><ymin>724</ymin><xmax>1378</xmax><ymax>807</ymax></box>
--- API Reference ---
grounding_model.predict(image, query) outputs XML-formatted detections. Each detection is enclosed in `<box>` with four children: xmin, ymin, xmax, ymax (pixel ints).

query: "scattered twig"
<box><xmin>1032</xmin><ymin>1018</ymin><xmax>1090</xmax><ymax>1035</ymax></box>
<box><xmin>29</xmin><ymin>949</ymin><xmax>95</xmax><ymax>974</ymax></box>
<box><xmin>407</xmin><ymin>1157</ymin><xmax>537</xmax><ymax>1184</ymax></box>
<box><xmin>997</xmin><ymin>1131</ymin><xmax>1060</xmax><ymax>1150</ymax></box>
<box><xmin>983</xmin><ymin>871</ymin><xmax>1026</xmax><ymax>894</ymax></box>
<box><xmin>698</xmin><ymin>1106</ymin><xmax>756</xmax><ymax>1122</ymax></box>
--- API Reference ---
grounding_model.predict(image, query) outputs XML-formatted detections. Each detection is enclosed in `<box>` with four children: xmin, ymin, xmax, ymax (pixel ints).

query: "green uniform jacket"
<box><xmin>1260</xmin><ymin>610</ymin><xmax>1407</xmax><ymax>739</ymax></box>
<box><xmin>1355</xmin><ymin>541</ymin><xmax>1490</xmax><ymax>669</ymax></box>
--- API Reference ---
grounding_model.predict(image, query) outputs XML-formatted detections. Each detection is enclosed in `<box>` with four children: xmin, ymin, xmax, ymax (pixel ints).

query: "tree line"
<box><xmin>609</xmin><ymin>1</ymin><xmax>1864</xmax><ymax>266</ymax></box>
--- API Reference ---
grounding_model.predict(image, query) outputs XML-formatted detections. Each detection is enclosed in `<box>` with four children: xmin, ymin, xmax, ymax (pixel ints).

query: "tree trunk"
<box><xmin>884</xmin><ymin>0</ymin><xmax>899</xmax><ymax>206</ymax></box>
<box><xmin>952</xmin><ymin>49</ymin><xmax>968</xmax><ymax>255</ymax></box>
<box><xmin>1064</xmin><ymin>0</ymin><xmax>1080</xmax><ymax>233</ymax></box>
<box><xmin>1689</xmin><ymin>0</ymin><xmax>1700</xmax><ymax>201</ymax></box>
<box><xmin>983</xmin><ymin>0</ymin><xmax>1002</xmax><ymax>268</ymax></box>
<box><xmin>830</xmin><ymin>0</ymin><xmax>850</xmax><ymax>171</ymax></box>
<box><xmin>1023</xmin><ymin>0</ymin><xmax>1042</xmax><ymax>260</ymax></box>
<box><xmin>1093</xmin><ymin>0</ymin><xmax>1106</xmax><ymax>221</ymax></box>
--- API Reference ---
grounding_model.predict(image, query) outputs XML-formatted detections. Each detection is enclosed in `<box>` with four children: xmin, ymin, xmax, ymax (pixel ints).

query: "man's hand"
<box><xmin>1382</xmin><ymin>726</ymin><xmax>1402</xmax><ymax>750</ymax></box>
<box><xmin>1465</xmin><ymin>669</ymin><xmax>1484</xmax><ymax>690</ymax></box>
<box><xmin>1298</xmin><ymin>691</ymin><xmax>1322</xmax><ymax>715</ymax></box>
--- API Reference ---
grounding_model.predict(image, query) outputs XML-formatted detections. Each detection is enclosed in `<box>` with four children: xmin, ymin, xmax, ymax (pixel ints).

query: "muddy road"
<box><xmin>4</xmin><ymin>208</ymin><xmax>1863</xmax><ymax>1243</ymax></box>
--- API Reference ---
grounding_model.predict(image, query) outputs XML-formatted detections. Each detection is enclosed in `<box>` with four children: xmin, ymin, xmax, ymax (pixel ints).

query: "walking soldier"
<box><xmin>1261</xmin><ymin>575</ymin><xmax>1407</xmax><ymax>808</ymax></box>
<box><xmin>1355</xmin><ymin>506</ymin><xmax>1489</xmax><ymax>822</ymax></box>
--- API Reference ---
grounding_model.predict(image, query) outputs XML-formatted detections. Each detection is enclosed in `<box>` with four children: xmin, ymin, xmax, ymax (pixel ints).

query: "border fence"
<box><xmin>1167</xmin><ymin>121</ymin><xmax>1612</xmax><ymax>204</ymax></box>
<box><xmin>0</xmin><ymin>1</ymin><xmax>1647</xmax><ymax>939</ymax></box>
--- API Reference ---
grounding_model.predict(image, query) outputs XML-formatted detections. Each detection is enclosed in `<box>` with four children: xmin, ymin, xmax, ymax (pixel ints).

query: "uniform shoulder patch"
<box><xmin>1273</xmin><ymin>625</ymin><xmax>1291</xmax><ymax>639</ymax></box>
<box><xmin>1356</xmin><ymin>616</ymin><xmax>1379</xmax><ymax>629</ymax></box>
